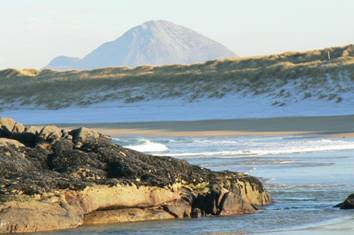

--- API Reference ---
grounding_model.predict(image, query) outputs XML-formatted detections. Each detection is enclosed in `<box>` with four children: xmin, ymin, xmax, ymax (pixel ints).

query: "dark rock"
<box><xmin>10</xmin><ymin>132</ymin><xmax>38</xmax><ymax>148</ymax></box>
<box><xmin>0</xmin><ymin>119</ymin><xmax>271</xmax><ymax>233</ymax></box>
<box><xmin>191</xmin><ymin>208</ymin><xmax>202</xmax><ymax>218</ymax></box>
<box><xmin>336</xmin><ymin>193</ymin><xmax>354</xmax><ymax>209</ymax></box>
<box><xmin>0</xmin><ymin>123</ymin><xmax>270</xmax><ymax>198</ymax></box>
<box><xmin>192</xmin><ymin>189</ymin><xmax>220</xmax><ymax>216</ymax></box>
<box><xmin>0</xmin><ymin>118</ymin><xmax>38</xmax><ymax>147</ymax></box>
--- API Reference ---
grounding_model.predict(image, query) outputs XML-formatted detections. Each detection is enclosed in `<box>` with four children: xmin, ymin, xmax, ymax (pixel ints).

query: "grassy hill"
<box><xmin>0</xmin><ymin>44</ymin><xmax>353</xmax><ymax>110</ymax></box>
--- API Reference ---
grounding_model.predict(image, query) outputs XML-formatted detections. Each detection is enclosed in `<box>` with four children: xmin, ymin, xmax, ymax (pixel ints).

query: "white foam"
<box><xmin>123</xmin><ymin>137</ymin><xmax>354</xmax><ymax>158</ymax></box>
<box><xmin>123</xmin><ymin>139</ymin><xmax>168</xmax><ymax>153</ymax></box>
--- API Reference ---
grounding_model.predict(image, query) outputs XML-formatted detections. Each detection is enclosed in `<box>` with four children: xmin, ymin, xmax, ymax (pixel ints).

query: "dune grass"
<box><xmin>0</xmin><ymin>44</ymin><xmax>353</xmax><ymax>109</ymax></box>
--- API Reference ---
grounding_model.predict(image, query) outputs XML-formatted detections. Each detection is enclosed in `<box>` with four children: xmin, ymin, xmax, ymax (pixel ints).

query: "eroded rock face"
<box><xmin>0</xmin><ymin>117</ymin><xmax>272</xmax><ymax>233</ymax></box>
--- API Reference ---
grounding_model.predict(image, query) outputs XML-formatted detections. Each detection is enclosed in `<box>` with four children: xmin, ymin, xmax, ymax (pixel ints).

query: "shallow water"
<box><xmin>49</xmin><ymin>135</ymin><xmax>354</xmax><ymax>234</ymax></box>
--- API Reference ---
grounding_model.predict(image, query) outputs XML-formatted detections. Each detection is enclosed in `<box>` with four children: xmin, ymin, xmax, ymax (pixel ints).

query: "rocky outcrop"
<box><xmin>336</xmin><ymin>193</ymin><xmax>354</xmax><ymax>209</ymax></box>
<box><xmin>0</xmin><ymin>117</ymin><xmax>271</xmax><ymax>233</ymax></box>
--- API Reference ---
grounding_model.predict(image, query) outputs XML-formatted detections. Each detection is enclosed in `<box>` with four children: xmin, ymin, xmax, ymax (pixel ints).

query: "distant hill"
<box><xmin>46</xmin><ymin>20</ymin><xmax>236</xmax><ymax>69</ymax></box>
<box><xmin>1</xmin><ymin>44</ymin><xmax>354</xmax><ymax>123</ymax></box>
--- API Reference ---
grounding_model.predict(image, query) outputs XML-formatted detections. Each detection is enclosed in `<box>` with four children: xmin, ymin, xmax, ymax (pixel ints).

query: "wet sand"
<box><xmin>54</xmin><ymin>115</ymin><xmax>354</xmax><ymax>137</ymax></box>
<box><xmin>263</xmin><ymin>216</ymin><xmax>354</xmax><ymax>235</ymax></box>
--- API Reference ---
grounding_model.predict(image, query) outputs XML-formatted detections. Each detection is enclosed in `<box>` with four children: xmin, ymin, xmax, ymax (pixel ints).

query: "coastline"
<box><xmin>3</xmin><ymin>116</ymin><xmax>354</xmax><ymax>233</ymax></box>
<box><xmin>47</xmin><ymin>115</ymin><xmax>354</xmax><ymax>137</ymax></box>
<box><xmin>0</xmin><ymin>118</ymin><xmax>272</xmax><ymax>233</ymax></box>
<box><xmin>26</xmin><ymin>115</ymin><xmax>354</xmax><ymax>233</ymax></box>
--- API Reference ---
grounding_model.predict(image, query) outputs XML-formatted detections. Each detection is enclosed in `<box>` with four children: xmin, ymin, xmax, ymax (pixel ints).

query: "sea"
<box><xmin>49</xmin><ymin>135</ymin><xmax>354</xmax><ymax>235</ymax></box>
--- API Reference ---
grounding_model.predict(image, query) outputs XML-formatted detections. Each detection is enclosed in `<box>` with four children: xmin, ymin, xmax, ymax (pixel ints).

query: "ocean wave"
<box><xmin>115</xmin><ymin>136</ymin><xmax>354</xmax><ymax>158</ymax></box>
<box><xmin>122</xmin><ymin>139</ymin><xmax>168</xmax><ymax>153</ymax></box>
<box><xmin>164</xmin><ymin>142</ymin><xmax>354</xmax><ymax>158</ymax></box>
<box><xmin>165</xmin><ymin>150</ymin><xmax>253</xmax><ymax>158</ymax></box>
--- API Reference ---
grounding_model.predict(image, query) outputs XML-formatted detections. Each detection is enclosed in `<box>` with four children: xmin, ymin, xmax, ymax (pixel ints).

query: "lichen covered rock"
<box><xmin>0</xmin><ymin>117</ymin><xmax>271</xmax><ymax>233</ymax></box>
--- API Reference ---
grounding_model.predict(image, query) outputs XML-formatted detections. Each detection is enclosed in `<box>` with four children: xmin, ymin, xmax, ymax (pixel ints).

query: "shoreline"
<box><xmin>45</xmin><ymin>115</ymin><xmax>354</xmax><ymax>137</ymax></box>
<box><xmin>0</xmin><ymin>118</ymin><xmax>272</xmax><ymax>233</ymax></box>
<box><xmin>263</xmin><ymin>215</ymin><xmax>354</xmax><ymax>235</ymax></box>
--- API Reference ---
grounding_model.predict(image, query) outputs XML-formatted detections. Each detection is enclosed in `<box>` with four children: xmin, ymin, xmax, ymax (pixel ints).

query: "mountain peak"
<box><xmin>47</xmin><ymin>20</ymin><xmax>236</xmax><ymax>70</ymax></box>
<box><xmin>141</xmin><ymin>19</ymin><xmax>172</xmax><ymax>26</ymax></box>
<box><xmin>130</xmin><ymin>20</ymin><xmax>178</xmax><ymax>30</ymax></box>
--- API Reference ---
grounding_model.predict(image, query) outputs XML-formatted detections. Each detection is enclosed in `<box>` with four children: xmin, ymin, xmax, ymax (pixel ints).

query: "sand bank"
<box><xmin>50</xmin><ymin>115</ymin><xmax>354</xmax><ymax>137</ymax></box>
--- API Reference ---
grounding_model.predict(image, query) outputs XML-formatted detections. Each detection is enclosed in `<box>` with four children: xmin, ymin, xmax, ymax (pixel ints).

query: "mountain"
<box><xmin>46</xmin><ymin>56</ymin><xmax>80</xmax><ymax>70</ymax></box>
<box><xmin>46</xmin><ymin>20</ymin><xmax>236</xmax><ymax>69</ymax></box>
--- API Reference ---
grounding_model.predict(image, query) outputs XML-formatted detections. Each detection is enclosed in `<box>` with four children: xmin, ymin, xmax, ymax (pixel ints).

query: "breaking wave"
<box><xmin>115</xmin><ymin>136</ymin><xmax>354</xmax><ymax>158</ymax></box>
<box><xmin>113</xmin><ymin>138</ymin><xmax>168</xmax><ymax>153</ymax></box>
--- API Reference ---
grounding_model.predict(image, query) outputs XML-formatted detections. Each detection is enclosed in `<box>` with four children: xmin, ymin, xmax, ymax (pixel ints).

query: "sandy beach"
<box><xmin>53</xmin><ymin>115</ymin><xmax>354</xmax><ymax>137</ymax></box>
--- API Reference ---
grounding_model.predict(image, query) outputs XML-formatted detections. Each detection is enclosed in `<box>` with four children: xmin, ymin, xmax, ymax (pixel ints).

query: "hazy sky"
<box><xmin>1</xmin><ymin>0</ymin><xmax>354</xmax><ymax>69</ymax></box>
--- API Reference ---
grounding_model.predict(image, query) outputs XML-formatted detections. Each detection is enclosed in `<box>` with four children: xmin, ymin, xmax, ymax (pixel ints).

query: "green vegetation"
<box><xmin>0</xmin><ymin>45</ymin><xmax>353</xmax><ymax>109</ymax></box>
